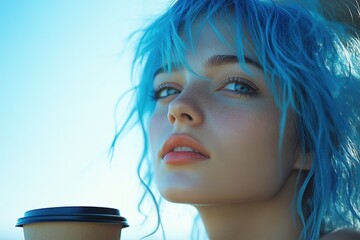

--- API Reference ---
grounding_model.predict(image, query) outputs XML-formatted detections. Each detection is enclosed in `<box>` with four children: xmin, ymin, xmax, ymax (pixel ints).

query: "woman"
<box><xmin>112</xmin><ymin>0</ymin><xmax>360</xmax><ymax>239</ymax></box>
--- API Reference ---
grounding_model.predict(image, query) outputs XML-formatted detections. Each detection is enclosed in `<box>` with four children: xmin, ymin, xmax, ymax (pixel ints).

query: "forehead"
<box><xmin>183</xmin><ymin>14</ymin><xmax>254</xmax><ymax>54</ymax></box>
<box><xmin>188</xmin><ymin>23</ymin><xmax>236</xmax><ymax>62</ymax></box>
<box><xmin>156</xmin><ymin>15</ymin><xmax>258</xmax><ymax>73</ymax></box>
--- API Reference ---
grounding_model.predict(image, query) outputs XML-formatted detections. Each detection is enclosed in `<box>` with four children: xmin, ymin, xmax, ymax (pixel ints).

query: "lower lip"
<box><xmin>162</xmin><ymin>152</ymin><xmax>209</xmax><ymax>165</ymax></box>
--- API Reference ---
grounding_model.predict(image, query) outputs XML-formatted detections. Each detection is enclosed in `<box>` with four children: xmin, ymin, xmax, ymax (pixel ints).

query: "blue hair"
<box><xmin>112</xmin><ymin>0</ymin><xmax>360</xmax><ymax>239</ymax></box>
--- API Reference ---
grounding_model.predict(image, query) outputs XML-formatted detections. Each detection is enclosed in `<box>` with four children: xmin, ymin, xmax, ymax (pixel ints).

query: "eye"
<box><xmin>220</xmin><ymin>76</ymin><xmax>259</xmax><ymax>96</ymax></box>
<box><xmin>151</xmin><ymin>83</ymin><xmax>181</xmax><ymax>101</ymax></box>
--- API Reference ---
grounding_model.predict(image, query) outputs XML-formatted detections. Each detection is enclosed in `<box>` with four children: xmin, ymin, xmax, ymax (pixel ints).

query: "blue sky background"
<box><xmin>0</xmin><ymin>1</ymin><xmax>196</xmax><ymax>239</ymax></box>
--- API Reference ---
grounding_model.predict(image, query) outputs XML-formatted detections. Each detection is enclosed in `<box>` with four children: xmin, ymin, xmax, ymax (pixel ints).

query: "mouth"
<box><xmin>160</xmin><ymin>134</ymin><xmax>210</xmax><ymax>164</ymax></box>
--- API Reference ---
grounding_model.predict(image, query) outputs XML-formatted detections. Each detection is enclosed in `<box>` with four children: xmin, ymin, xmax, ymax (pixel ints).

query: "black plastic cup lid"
<box><xmin>16</xmin><ymin>206</ymin><xmax>129</xmax><ymax>228</ymax></box>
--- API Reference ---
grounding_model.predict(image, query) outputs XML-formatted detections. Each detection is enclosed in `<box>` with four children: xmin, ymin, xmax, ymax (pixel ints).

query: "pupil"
<box><xmin>168</xmin><ymin>89</ymin><xmax>177</xmax><ymax>95</ymax></box>
<box><xmin>236</xmin><ymin>83</ymin><xmax>249</xmax><ymax>93</ymax></box>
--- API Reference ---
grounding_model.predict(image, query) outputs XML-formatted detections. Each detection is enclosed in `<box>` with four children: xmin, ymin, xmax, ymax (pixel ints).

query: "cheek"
<box><xmin>148</xmin><ymin>109</ymin><xmax>168</xmax><ymax>160</ymax></box>
<box><xmin>205</xmin><ymin>107</ymin><xmax>297</xmax><ymax>201</ymax></box>
<box><xmin>148</xmin><ymin>108</ymin><xmax>173</xmax><ymax>188</ymax></box>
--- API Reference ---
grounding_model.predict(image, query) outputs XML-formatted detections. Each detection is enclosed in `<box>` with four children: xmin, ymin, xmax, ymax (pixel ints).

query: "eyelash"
<box><xmin>219</xmin><ymin>76</ymin><xmax>259</xmax><ymax>97</ymax></box>
<box><xmin>150</xmin><ymin>83</ymin><xmax>180</xmax><ymax>101</ymax></box>
<box><xmin>150</xmin><ymin>76</ymin><xmax>259</xmax><ymax>101</ymax></box>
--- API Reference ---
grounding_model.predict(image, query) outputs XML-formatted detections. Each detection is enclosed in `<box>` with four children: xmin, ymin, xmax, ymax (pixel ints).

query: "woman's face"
<box><xmin>148</xmin><ymin>20</ymin><xmax>302</xmax><ymax>205</ymax></box>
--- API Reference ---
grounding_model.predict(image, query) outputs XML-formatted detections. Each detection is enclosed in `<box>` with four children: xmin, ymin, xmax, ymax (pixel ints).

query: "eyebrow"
<box><xmin>205</xmin><ymin>55</ymin><xmax>262</xmax><ymax>70</ymax></box>
<box><xmin>154</xmin><ymin>54</ymin><xmax>262</xmax><ymax>77</ymax></box>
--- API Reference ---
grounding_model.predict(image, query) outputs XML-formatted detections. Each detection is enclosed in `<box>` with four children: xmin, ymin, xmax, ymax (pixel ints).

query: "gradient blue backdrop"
<box><xmin>0</xmin><ymin>1</ymin><xmax>196</xmax><ymax>239</ymax></box>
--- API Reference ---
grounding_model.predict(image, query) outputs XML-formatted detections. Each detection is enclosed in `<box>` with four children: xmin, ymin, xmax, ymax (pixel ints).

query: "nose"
<box><xmin>167</xmin><ymin>90</ymin><xmax>204</xmax><ymax>126</ymax></box>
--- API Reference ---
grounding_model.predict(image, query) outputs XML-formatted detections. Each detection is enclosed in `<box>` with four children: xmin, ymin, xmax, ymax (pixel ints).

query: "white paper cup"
<box><xmin>16</xmin><ymin>206</ymin><xmax>129</xmax><ymax>240</ymax></box>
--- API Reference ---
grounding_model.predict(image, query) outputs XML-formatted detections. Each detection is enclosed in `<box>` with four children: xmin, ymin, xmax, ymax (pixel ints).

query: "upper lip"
<box><xmin>160</xmin><ymin>134</ymin><xmax>210</xmax><ymax>159</ymax></box>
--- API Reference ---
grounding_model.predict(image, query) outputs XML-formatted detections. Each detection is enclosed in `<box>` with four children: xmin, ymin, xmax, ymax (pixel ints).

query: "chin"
<box><xmin>159</xmin><ymin>187</ymin><xmax>264</xmax><ymax>206</ymax></box>
<box><xmin>159</xmin><ymin>187</ymin><xmax>206</xmax><ymax>204</ymax></box>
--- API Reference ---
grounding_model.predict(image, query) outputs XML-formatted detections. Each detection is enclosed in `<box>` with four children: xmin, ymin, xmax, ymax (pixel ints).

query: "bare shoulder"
<box><xmin>320</xmin><ymin>228</ymin><xmax>360</xmax><ymax>240</ymax></box>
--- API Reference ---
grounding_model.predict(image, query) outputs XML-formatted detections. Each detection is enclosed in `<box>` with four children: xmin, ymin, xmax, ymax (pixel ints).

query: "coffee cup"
<box><xmin>16</xmin><ymin>206</ymin><xmax>129</xmax><ymax>240</ymax></box>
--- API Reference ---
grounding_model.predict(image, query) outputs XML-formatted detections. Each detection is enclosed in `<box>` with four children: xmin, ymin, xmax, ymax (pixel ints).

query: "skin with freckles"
<box><xmin>148</xmin><ymin>19</ymin><xmax>308</xmax><ymax>239</ymax></box>
<box><xmin>149</xmin><ymin>20</ymin><xmax>303</xmax><ymax>204</ymax></box>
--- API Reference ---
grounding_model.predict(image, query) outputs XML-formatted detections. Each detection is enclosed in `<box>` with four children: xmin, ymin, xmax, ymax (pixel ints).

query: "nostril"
<box><xmin>167</xmin><ymin>97</ymin><xmax>204</xmax><ymax>126</ymax></box>
<box><xmin>168</xmin><ymin>112</ymin><xmax>194</xmax><ymax>124</ymax></box>
<box><xmin>181</xmin><ymin>113</ymin><xmax>193</xmax><ymax>121</ymax></box>
<box><xmin>168</xmin><ymin>113</ymin><xmax>176</xmax><ymax>124</ymax></box>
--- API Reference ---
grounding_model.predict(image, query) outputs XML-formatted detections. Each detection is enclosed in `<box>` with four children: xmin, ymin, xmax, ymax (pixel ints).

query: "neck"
<box><xmin>195</xmin><ymin>171</ymin><xmax>303</xmax><ymax>240</ymax></box>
